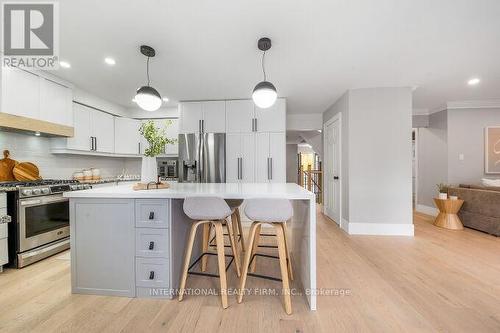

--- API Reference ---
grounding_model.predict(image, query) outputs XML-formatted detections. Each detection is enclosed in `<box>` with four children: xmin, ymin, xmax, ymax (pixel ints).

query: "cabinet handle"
<box><xmin>148</xmin><ymin>212</ymin><xmax>155</xmax><ymax>220</ymax></box>
<box><xmin>254</xmin><ymin>118</ymin><xmax>258</xmax><ymax>132</ymax></box>
<box><xmin>90</xmin><ymin>137</ymin><xmax>93</xmax><ymax>150</ymax></box>
<box><xmin>251</xmin><ymin>119</ymin><xmax>254</xmax><ymax>132</ymax></box>
<box><xmin>94</xmin><ymin>137</ymin><xmax>97</xmax><ymax>151</ymax></box>
<box><xmin>149</xmin><ymin>271</ymin><xmax>155</xmax><ymax>280</ymax></box>
<box><xmin>239</xmin><ymin>157</ymin><xmax>243</xmax><ymax>180</ymax></box>
<box><xmin>148</xmin><ymin>241</ymin><xmax>155</xmax><ymax>250</ymax></box>
<box><xmin>267</xmin><ymin>157</ymin><xmax>273</xmax><ymax>180</ymax></box>
<box><xmin>138</xmin><ymin>142</ymin><xmax>141</xmax><ymax>154</ymax></box>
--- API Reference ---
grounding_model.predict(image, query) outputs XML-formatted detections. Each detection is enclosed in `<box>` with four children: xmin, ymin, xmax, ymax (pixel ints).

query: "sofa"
<box><xmin>448</xmin><ymin>185</ymin><xmax>500</xmax><ymax>236</ymax></box>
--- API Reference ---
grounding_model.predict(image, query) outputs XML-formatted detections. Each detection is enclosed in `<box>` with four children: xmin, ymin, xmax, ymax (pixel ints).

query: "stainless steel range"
<box><xmin>1</xmin><ymin>180</ymin><xmax>91</xmax><ymax>268</ymax></box>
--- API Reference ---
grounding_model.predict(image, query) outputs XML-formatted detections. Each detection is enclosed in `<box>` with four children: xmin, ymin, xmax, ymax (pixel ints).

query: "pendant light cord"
<box><xmin>146</xmin><ymin>56</ymin><xmax>151</xmax><ymax>86</ymax></box>
<box><xmin>262</xmin><ymin>51</ymin><xmax>267</xmax><ymax>81</ymax></box>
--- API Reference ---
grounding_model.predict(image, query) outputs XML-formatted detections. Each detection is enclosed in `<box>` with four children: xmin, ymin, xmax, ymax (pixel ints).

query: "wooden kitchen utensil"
<box><xmin>133</xmin><ymin>182</ymin><xmax>170</xmax><ymax>191</ymax></box>
<box><xmin>13</xmin><ymin>162</ymin><xmax>41</xmax><ymax>181</ymax></box>
<box><xmin>0</xmin><ymin>150</ymin><xmax>18</xmax><ymax>181</ymax></box>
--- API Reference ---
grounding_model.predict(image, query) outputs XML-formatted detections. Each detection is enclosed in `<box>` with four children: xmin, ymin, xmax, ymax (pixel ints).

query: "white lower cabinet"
<box><xmin>255</xmin><ymin>132</ymin><xmax>286</xmax><ymax>183</ymax></box>
<box><xmin>226</xmin><ymin>133</ymin><xmax>255</xmax><ymax>183</ymax></box>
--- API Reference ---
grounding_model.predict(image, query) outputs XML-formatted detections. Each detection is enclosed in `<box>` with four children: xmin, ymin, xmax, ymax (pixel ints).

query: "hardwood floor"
<box><xmin>0</xmin><ymin>211</ymin><xmax>499</xmax><ymax>332</ymax></box>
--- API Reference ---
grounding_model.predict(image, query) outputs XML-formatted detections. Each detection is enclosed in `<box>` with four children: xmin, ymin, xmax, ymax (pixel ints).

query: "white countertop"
<box><xmin>64</xmin><ymin>182</ymin><xmax>315</xmax><ymax>200</ymax></box>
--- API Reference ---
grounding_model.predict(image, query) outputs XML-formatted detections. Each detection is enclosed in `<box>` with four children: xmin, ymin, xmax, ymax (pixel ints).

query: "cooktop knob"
<box><xmin>22</xmin><ymin>189</ymin><xmax>32</xmax><ymax>196</ymax></box>
<box><xmin>41</xmin><ymin>188</ymin><xmax>50</xmax><ymax>194</ymax></box>
<box><xmin>70</xmin><ymin>185</ymin><xmax>78</xmax><ymax>190</ymax></box>
<box><xmin>32</xmin><ymin>188</ymin><xmax>41</xmax><ymax>195</ymax></box>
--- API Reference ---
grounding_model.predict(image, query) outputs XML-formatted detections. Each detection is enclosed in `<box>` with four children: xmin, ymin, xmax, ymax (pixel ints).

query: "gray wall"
<box><xmin>348</xmin><ymin>88</ymin><xmax>412</xmax><ymax>225</ymax></box>
<box><xmin>286</xmin><ymin>144</ymin><xmax>298</xmax><ymax>183</ymax></box>
<box><xmin>417</xmin><ymin>111</ymin><xmax>448</xmax><ymax>207</ymax></box>
<box><xmin>412</xmin><ymin>115</ymin><xmax>429</xmax><ymax>128</ymax></box>
<box><xmin>447</xmin><ymin>108</ymin><xmax>500</xmax><ymax>185</ymax></box>
<box><xmin>323</xmin><ymin>91</ymin><xmax>350</xmax><ymax>220</ymax></box>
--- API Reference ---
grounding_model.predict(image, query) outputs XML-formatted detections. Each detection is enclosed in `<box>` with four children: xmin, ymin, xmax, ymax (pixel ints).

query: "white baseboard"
<box><xmin>340</xmin><ymin>218</ymin><xmax>349</xmax><ymax>233</ymax></box>
<box><xmin>345</xmin><ymin>222</ymin><xmax>414</xmax><ymax>236</ymax></box>
<box><xmin>415</xmin><ymin>204</ymin><xmax>438</xmax><ymax>217</ymax></box>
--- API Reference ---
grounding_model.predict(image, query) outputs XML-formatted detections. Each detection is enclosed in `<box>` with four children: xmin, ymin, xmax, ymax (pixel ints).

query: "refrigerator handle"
<box><xmin>198</xmin><ymin>119</ymin><xmax>202</xmax><ymax>134</ymax></box>
<box><xmin>198</xmin><ymin>133</ymin><xmax>203</xmax><ymax>182</ymax></box>
<box><xmin>202</xmin><ymin>119</ymin><xmax>204</xmax><ymax>133</ymax></box>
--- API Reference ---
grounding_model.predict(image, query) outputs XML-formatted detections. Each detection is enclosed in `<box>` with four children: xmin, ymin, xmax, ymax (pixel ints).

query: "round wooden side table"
<box><xmin>433</xmin><ymin>198</ymin><xmax>465</xmax><ymax>230</ymax></box>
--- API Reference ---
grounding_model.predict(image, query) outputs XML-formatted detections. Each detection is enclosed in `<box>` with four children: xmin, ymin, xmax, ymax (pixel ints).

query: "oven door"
<box><xmin>18</xmin><ymin>194</ymin><xmax>70</xmax><ymax>252</ymax></box>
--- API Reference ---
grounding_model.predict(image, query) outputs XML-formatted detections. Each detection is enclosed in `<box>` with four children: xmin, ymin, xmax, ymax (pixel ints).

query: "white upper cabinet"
<box><xmin>201</xmin><ymin>101</ymin><xmax>226</xmax><ymax>133</ymax></box>
<box><xmin>39</xmin><ymin>78</ymin><xmax>73</xmax><ymax>126</ymax></box>
<box><xmin>66</xmin><ymin>103</ymin><xmax>92</xmax><ymax>151</ymax></box>
<box><xmin>255</xmin><ymin>98</ymin><xmax>286</xmax><ymax>133</ymax></box>
<box><xmin>91</xmin><ymin>109</ymin><xmax>115</xmax><ymax>153</ymax></box>
<box><xmin>115</xmin><ymin>117</ymin><xmax>141</xmax><ymax>155</ymax></box>
<box><xmin>179</xmin><ymin>101</ymin><xmax>225</xmax><ymax>133</ymax></box>
<box><xmin>2</xmin><ymin>67</ymin><xmax>40</xmax><ymax>119</ymax></box>
<box><xmin>226</xmin><ymin>100</ymin><xmax>254</xmax><ymax>133</ymax></box>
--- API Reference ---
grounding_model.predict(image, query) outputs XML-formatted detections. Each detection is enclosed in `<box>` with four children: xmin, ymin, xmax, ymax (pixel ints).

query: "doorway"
<box><xmin>323</xmin><ymin>114</ymin><xmax>341</xmax><ymax>225</ymax></box>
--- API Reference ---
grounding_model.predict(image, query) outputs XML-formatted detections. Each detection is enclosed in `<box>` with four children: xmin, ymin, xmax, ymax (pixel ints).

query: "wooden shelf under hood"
<box><xmin>0</xmin><ymin>112</ymin><xmax>74</xmax><ymax>137</ymax></box>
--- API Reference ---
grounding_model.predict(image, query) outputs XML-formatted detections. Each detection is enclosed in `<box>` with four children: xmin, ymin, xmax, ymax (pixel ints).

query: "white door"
<box><xmin>202</xmin><ymin>101</ymin><xmax>226</xmax><ymax>133</ymax></box>
<box><xmin>67</xmin><ymin>103</ymin><xmax>92</xmax><ymax>151</ymax></box>
<box><xmin>91</xmin><ymin>110</ymin><xmax>115</xmax><ymax>153</ymax></box>
<box><xmin>39</xmin><ymin>78</ymin><xmax>73</xmax><ymax>126</ymax></box>
<box><xmin>325</xmin><ymin>119</ymin><xmax>341</xmax><ymax>224</ymax></box>
<box><xmin>255</xmin><ymin>98</ymin><xmax>286</xmax><ymax>132</ymax></box>
<box><xmin>240</xmin><ymin>133</ymin><xmax>255</xmax><ymax>182</ymax></box>
<box><xmin>226</xmin><ymin>133</ymin><xmax>241</xmax><ymax>183</ymax></box>
<box><xmin>179</xmin><ymin>102</ymin><xmax>202</xmax><ymax>133</ymax></box>
<box><xmin>115</xmin><ymin>117</ymin><xmax>140</xmax><ymax>154</ymax></box>
<box><xmin>2</xmin><ymin>68</ymin><xmax>40</xmax><ymax>119</ymax></box>
<box><xmin>255</xmin><ymin>132</ymin><xmax>270</xmax><ymax>182</ymax></box>
<box><xmin>268</xmin><ymin>132</ymin><xmax>286</xmax><ymax>183</ymax></box>
<box><xmin>226</xmin><ymin>100</ymin><xmax>254</xmax><ymax>133</ymax></box>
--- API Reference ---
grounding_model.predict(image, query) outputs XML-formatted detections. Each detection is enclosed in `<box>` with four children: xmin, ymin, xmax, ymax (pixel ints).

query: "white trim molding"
<box><xmin>345</xmin><ymin>222</ymin><xmax>414</xmax><ymax>236</ymax></box>
<box><xmin>415</xmin><ymin>204</ymin><xmax>439</xmax><ymax>217</ymax></box>
<box><xmin>446</xmin><ymin>99</ymin><xmax>500</xmax><ymax>110</ymax></box>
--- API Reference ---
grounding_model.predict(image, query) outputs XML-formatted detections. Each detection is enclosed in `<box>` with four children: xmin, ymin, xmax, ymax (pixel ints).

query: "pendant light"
<box><xmin>252</xmin><ymin>37</ymin><xmax>277</xmax><ymax>109</ymax></box>
<box><xmin>135</xmin><ymin>45</ymin><xmax>162</xmax><ymax>112</ymax></box>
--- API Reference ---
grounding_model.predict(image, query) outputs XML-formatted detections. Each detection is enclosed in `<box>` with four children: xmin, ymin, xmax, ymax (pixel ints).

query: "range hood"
<box><xmin>0</xmin><ymin>112</ymin><xmax>74</xmax><ymax>137</ymax></box>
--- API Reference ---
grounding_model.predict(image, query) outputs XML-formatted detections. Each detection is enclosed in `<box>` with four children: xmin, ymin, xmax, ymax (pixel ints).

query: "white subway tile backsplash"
<box><xmin>0</xmin><ymin>131</ymin><xmax>141</xmax><ymax>179</ymax></box>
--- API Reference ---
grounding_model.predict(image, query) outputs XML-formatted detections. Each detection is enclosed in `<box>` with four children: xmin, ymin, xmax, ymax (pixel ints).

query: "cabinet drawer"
<box><xmin>0</xmin><ymin>193</ymin><xmax>6</xmax><ymax>208</ymax></box>
<box><xmin>135</xmin><ymin>200</ymin><xmax>169</xmax><ymax>228</ymax></box>
<box><xmin>0</xmin><ymin>223</ymin><xmax>7</xmax><ymax>239</ymax></box>
<box><xmin>135</xmin><ymin>258</ymin><xmax>170</xmax><ymax>288</ymax></box>
<box><xmin>0</xmin><ymin>238</ymin><xmax>7</xmax><ymax>266</ymax></box>
<box><xmin>136</xmin><ymin>228</ymin><xmax>169</xmax><ymax>258</ymax></box>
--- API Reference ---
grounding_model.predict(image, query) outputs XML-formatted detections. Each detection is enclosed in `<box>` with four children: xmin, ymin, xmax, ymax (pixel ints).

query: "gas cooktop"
<box><xmin>0</xmin><ymin>179</ymin><xmax>90</xmax><ymax>197</ymax></box>
<box><xmin>0</xmin><ymin>179</ymin><xmax>78</xmax><ymax>187</ymax></box>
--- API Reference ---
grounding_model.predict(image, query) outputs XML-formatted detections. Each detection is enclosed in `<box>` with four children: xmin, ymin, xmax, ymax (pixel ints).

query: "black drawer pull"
<box><xmin>148</xmin><ymin>212</ymin><xmax>155</xmax><ymax>220</ymax></box>
<box><xmin>148</xmin><ymin>241</ymin><xmax>155</xmax><ymax>250</ymax></box>
<box><xmin>149</xmin><ymin>271</ymin><xmax>155</xmax><ymax>280</ymax></box>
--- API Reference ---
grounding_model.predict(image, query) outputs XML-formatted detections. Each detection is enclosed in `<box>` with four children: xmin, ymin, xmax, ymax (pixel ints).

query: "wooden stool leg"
<box><xmin>231</xmin><ymin>211</ymin><xmax>240</xmax><ymax>252</ymax></box>
<box><xmin>282</xmin><ymin>222</ymin><xmax>294</xmax><ymax>281</ymax></box>
<box><xmin>274</xmin><ymin>223</ymin><xmax>292</xmax><ymax>315</ymax></box>
<box><xmin>226</xmin><ymin>217</ymin><xmax>241</xmax><ymax>277</ymax></box>
<box><xmin>249</xmin><ymin>224</ymin><xmax>261</xmax><ymax>273</ymax></box>
<box><xmin>214</xmin><ymin>220</ymin><xmax>229</xmax><ymax>309</ymax></box>
<box><xmin>179</xmin><ymin>220</ymin><xmax>205</xmax><ymax>302</ymax></box>
<box><xmin>235</xmin><ymin>208</ymin><xmax>245</xmax><ymax>251</ymax></box>
<box><xmin>201</xmin><ymin>223</ymin><xmax>210</xmax><ymax>272</ymax></box>
<box><xmin>237</xmin><ymin>222</ymin><xmax>261</xmax><ymax>303</ymax></box>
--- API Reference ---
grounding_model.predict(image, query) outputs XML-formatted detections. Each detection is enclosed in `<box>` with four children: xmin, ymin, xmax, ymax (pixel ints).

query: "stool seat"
<box><xmin>184</xmin><ymin>197</ymin><xmax>231</xmax><ymax>220</ymax></box>
<box><xmin>244</xmin><ymin>199</ymin><xmax>292</xmax><ymax>223</ymax></box>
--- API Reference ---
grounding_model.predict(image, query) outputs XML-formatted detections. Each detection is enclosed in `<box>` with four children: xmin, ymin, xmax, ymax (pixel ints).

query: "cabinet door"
<box><xmin>255</xmin><ymin>98</ymin><xmax>286</xmax><ymax>132</ymax></box>
<box><xmin>269</xmin><ymin>132</ymin><xmax>286</xmax><ymax>183</ymax></box>
<box><xmin>39</xmin><ymin>78</ymin><xmax>73</xmax><ymax>126</ymax></box>
<box><xmin>226</xmin><ymin>100</ymin><xmax>254</xmax><ymax>133</ymax></box>
<box><xmin>240</xmin><ymin>133</ymin><xmax>255</xmax><ymax>182</ymax></box>
<box><xmin>164</xmin><ymin>119</ymin><xmax>179</xmax><ymax>155</ymax></box>
<box><xmin>2</xmin><ymin>67</ymin><xmax>40</xmax><ymax>119</ymax></box>
<box><xmin>66</xmin><ymin>103</ymin><xmax>91</xmax><ymax>151</ymax></box>
<box><xmin>226</xmin><ymin>133</ymin><xmax>241</xmax><ymax>183</ymax></box>
<box><xmin>115</xmin><ymin>117</ymin><xmax>140</xmax><ymax>154</ymax></box>
<box><xmin>91</xmin><ymin>110</ymin><xmax>115</xmax><ymax>153</ymax></box>
<box><xmin>255</xmin><ymin>132</ymin><xmax>270</xmax><ymax>183</ymax></box>
<box><xmin>179</xmin><ymin>102</ymin><xmax>202</xmax><ymax>133</ymax></box>
<box><xmin>202</xmin><ymin>101</ymin><xmax>226</xmax><ymax>133</ymax></box>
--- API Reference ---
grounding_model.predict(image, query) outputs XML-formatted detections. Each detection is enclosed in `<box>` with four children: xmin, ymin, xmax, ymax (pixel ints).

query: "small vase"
<box><xmin>438</xmin><ymin>192</ymin><xmax>448</xmax><ymax>200</ymax></box>
<box><xmin>141</xmin><ymin>156</ymin><xmax>158</xmax><ymax>183</ymax></box>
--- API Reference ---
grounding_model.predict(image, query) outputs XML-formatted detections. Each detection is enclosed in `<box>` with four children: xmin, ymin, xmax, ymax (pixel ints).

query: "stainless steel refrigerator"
<box><xmin>178</xmin><ymin>132</ymin><xmax>225</xmax><ymax>183</ymax></box>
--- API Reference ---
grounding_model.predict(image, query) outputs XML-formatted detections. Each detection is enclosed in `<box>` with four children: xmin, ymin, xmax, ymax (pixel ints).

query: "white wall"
<box><xmin>0</xmin><ymin>131</ymin><xmax>129</xmax><ymax>179</ymax></box>
<box><xmin>287</xmin><ymin>113</ymin><xmax>323</xmax><ymax>131</ymax></box>
<box><xmin>323</xmin><ymin>87</ymin><xmax>413</xmax><ymax>235</ymax></box>
<box><xmin>286</xmin><ymin>144</ymin><xmax>298</xmax><ymax>183</ymax></box>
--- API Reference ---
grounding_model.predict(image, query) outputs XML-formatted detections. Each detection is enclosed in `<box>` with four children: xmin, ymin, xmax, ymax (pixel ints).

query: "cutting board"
<box><xmin>13</xmin><ymin>162</ymin><xmax>41</xmax><ymax>181</ymax></box>
<box><xmin>0</xmin><ymin>150</ymin><xmax>18</xmax><ymax>181</ymax></box>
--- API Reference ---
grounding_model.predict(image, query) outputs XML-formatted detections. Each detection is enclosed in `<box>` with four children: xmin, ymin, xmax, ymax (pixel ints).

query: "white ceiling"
<box><xmin>54</xmin><ymin>0</ymin><xmax>500</xmax><ymax>114</ymax></box>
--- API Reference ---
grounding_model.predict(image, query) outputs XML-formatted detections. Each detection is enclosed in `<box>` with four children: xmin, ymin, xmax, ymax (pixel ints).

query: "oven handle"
<box><xmin>20</xmin><ymin>194</ymin><xmax>69</xmax><ymax>207</ymax></box>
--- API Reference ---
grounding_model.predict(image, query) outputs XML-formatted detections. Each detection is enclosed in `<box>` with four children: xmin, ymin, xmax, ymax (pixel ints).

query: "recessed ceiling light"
<box><xmin>467</xmin><ymin>78</ymin><xmax>480</xmax><ymax>86</ymax></box>
<box><xmin>104</xmin><ymin>57</ymin><xmax>116</xmax><ymax>65</ymax></box>
<box><xmin>59</xmin><ymin>61</ymin><xmax>71</xmax><ymax>68</ymax></box>
<box><xmin>162</xmin><ymin>97</ymin><xmax>169</xmax><ymax>102</ymax></box>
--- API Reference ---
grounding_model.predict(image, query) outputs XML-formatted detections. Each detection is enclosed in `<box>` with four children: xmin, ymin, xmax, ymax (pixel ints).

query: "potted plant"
<box><xmin>139</xmin><ymin>120</ymin><xmax>176</xmax><ymax>183</ymax></box>
<box><xmin>436</xmin><ymin>183</ymin><xmax>449</xmax><ymax>200</ymax></box>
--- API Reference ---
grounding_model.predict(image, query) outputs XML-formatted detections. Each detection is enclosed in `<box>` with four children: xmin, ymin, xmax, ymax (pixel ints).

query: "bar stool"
<box><xmin>237</xmin><ymin>198</ymin><xmax>294</xmax><ymax>315</ymax></box>
<box><xmin>178</xmin><ymin>197</ymin><xmax>241</xmax><ymax>309</ymax></box>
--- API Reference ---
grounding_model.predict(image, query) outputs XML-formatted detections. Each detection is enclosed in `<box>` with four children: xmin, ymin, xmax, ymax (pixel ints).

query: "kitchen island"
<box><xmin>64</xmin><ymin>182</ymin><xmax>317</xmax><ymax>310</ymax></box>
